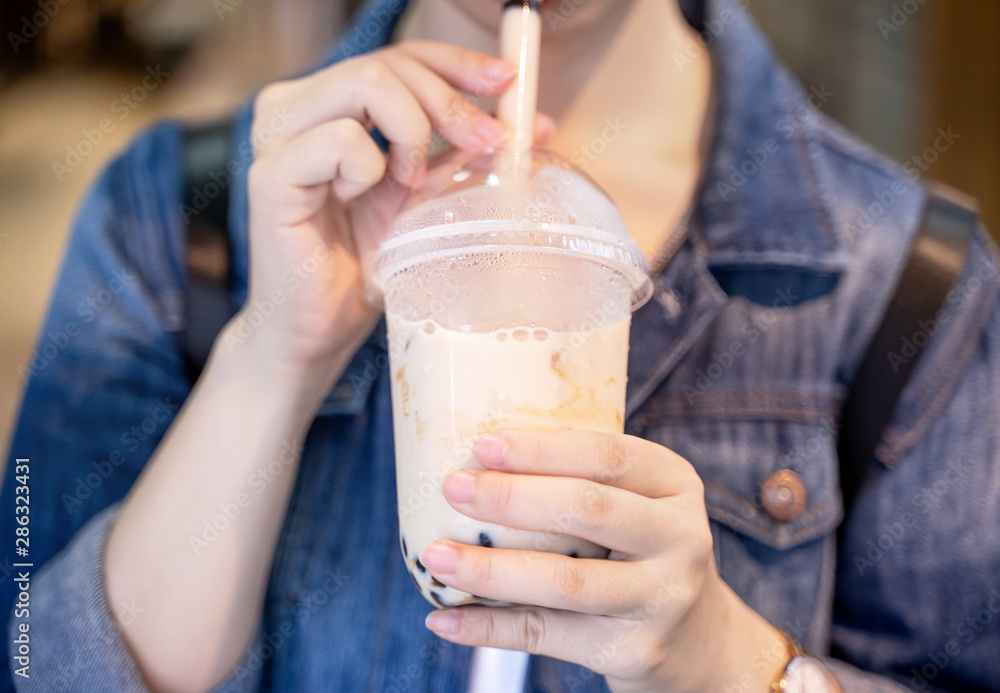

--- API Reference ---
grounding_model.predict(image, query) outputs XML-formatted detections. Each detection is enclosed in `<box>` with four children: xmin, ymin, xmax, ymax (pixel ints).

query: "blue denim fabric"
<box><xmin>4</xmin><ymin>0</ymin><xmax>1000</xmax><ymax>691</ymax></box>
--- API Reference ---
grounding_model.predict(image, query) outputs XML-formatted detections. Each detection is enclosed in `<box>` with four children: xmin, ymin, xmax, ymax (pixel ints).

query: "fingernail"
<box><xmin>484</xmin><ymin>59</ymin><xmax>517</xmax><ymax>82</ymax></box>
<box><xmin>473</xmin><ymin>434</ymin><xmax>509</xmax><ymax>467</ymax></box>
<box><xmin>426</xmin><ymin>610</ymin><xmax>461</xmax><ymax>636</ymax></box>
<box><xmin>442</xmin><ymin>470</ymin><xmax>477</xmax><ymax>503</ymax></box>
<box><xmin>422</xmin><ymin>542</ymin><xmax>460</xmax><ymax>574</ymax></box>
<box><xmin>474</xmin><ymin>115</ymin><xmax>509</xmax><ymax>144</ymax></box>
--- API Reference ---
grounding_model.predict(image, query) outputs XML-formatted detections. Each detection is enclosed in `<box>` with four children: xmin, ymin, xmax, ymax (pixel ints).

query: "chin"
<box><xmin>448</xmin><ymin>0</ymin><xmax>625</xmax><ymax>36</ymax></box>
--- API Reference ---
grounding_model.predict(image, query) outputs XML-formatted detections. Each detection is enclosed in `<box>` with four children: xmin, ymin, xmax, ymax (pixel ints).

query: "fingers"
<box><xmin>421</xmin><ymin>542</ymin><xmax>648</xmax><ymax>615</ymax></box>
<box><xmin>472</xmin><ymin>430</ymin><xmax>701</xmax><ymax>499</ymax></box>
<box><xmin>533</xmin><ymin>112</ymin><xmax>556</xmax><ymax>146</ymax></box>
<box><xmin>426</xmin><ymin>605</ymin><xmax>612</xmax><ymax>669</ymax></box>
<box><xmin>379</xmin><ymin>53</ymin><xmax>508</xmax><ymax>152</ymax></box>
<box><xmin>440</xmin><ymin>470</ymin><xmax>665</xmax><ymax>555</ymax></box>
<box><xmin>395</xmin><ymin>40</ymin><xmax>517</xmax><ymax>96</ymax></box>
<box><xmin>250</xmin><ymin>119</ymin><xmax>387</xmax><ymax>224</ymax></box>
<box><xmin>253</xmin><ymin>44</ymin><xmax>516</xmax><ymax>182</ymax></box>
<box><xmin>426</xmin><ymin>604</ymin><xmax>677</xmax><ymax>680</ymax></box>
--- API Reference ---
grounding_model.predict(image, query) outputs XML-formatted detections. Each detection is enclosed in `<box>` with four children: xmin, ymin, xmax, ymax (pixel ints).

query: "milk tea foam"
<box><xmin>389</xmin><ymin>313</ymin><xmax>629</xmax><ymax>608</ymax></box>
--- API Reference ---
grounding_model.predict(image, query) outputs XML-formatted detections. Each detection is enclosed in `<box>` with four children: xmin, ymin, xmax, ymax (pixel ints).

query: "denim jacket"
<box><xmin>4</xmin><ymin>0</ymin><xmax>1000</xmax><ymax>691</ymax></box>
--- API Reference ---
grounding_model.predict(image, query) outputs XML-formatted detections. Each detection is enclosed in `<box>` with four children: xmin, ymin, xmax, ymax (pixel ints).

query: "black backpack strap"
<box><xmin>837</xmin><ymin>182</ymin><xmax>979</xmax><ymax>515</ymax></box>
<box><xmin>179</xmin><ymin>120</ymin><xmax>237</xmax><ymax>382</ymax></box>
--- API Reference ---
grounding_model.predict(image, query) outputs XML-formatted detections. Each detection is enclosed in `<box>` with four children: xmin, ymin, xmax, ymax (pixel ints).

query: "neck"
<box><xmin>404</xmin><ymin>0</ymin><xmax>713</xmax><ymax>262</ymax></box>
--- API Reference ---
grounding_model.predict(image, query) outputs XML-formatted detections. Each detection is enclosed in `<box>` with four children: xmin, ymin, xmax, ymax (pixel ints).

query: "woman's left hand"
<box><xmin>421</xmin><ymin>430</ymin><xmax>789</xmax><ymax>693</ymax></box>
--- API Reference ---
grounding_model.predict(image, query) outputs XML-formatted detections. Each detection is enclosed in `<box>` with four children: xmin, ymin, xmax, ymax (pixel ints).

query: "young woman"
<box><xmin>5</xmin><ymin>0</ymin><xmax>999</xmax><ymax>691</ymax></box>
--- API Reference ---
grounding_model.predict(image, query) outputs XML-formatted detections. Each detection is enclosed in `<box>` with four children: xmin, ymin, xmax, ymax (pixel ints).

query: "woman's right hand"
<box><xmin>233</xmin><ymin>41</ymin><xmax>551</xmax><ymax>391</ymax></box>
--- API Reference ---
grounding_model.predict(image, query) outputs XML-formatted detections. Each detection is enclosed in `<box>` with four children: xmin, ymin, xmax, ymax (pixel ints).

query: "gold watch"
<box><xmin>770</xmin><ymin>631</ymin><xmax>842</xmax><ymax>693</ymax></box>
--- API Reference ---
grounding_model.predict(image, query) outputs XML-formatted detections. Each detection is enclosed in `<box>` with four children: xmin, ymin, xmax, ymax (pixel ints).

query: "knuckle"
<box><xmin>330</xmin><ymin>118</ymin><xmax>367</xmax><ymax>149</ymax></box>
<box><xmin>671</xmin><ymin>578</ymin><xmax>700</xmax><ymax>614</ymax></box>
<box><xmin>480</xmin><ymin>611</ymin><xmax>498</xmax><ymax>645</ymax></box>
<box><xmin>685</xmin><ymin>522</ymin><xmax>715</xmax><ymax>574</ymax></box>
<box><xmin>520</xmin><ymin>609</ymin><xmax>546</xmax><ymax>653</ymax></box>
<box><xmin>254</xmin><ymin>81</ymin><xmax>282</xmax><ymax>115</ymax></box>
<box><xmin>413</xmin><ymin>117</ymin><xmax>433</xmax><ymax>152</ymax></box>
<box><xmin>620</xmin><ymin>634</ymin><xmax>666</xmax><ymax>678</ymax></box>
<box><xmin>355</xmin><ymin>59</ymin><xmax>392</xmax><ymax>89</ymax></box>
<box><xmin>490</xmin><ymin>473</ymin><xmax>516</xmax><ymax>516</ymax></box>
<box><xmin>443</xmin><ymin>93</ymin><xmax>475</xmax><ymax>129</ymax></box>
<box><xmin>577</xmin><ymin>482</ymin><xmax>614</xmax><ymax>530</ymax></box>
<box><xmin>252</xmin><ymin>82</ymin><xmax>287</xmax><ymax>133</ymax></box>
<box><xmin>459</xmin><ymin>48</ymin><xmax>487</xmax><ymax>77</ymax></box>
<box><xmin>553</xmin><ymin>559</ymin><xmax>589</xmax><ymax>605</ymax></box>
<box><xmin>687</xmin><ymin>469</ymin><xmax>705</xmax><ymax>497</ymax></box>
<box><xmin>596</xmin><ymin>435</ymin><xmax>632</xmax><ymax>484</ymax></box>
<box><xmin>512</xmin><ymin>434</ymin><xmax>547</xmax><ymax>473</ymax></box>
<box><xmin>476</xmin><ymin>546</ymin><xmax>499</xmax><ymax>587</ymax></box>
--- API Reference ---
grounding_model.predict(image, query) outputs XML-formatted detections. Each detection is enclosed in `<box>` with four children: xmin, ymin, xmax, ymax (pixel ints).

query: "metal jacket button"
<box><xmin>761</xmin><ymin>470</ymin><xmax>806</xmax><ymax>522</ymax></box>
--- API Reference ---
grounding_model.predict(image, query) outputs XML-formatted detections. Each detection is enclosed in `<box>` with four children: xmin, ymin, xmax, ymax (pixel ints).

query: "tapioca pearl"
<box><xmin>430</xmin><ymin>591</ymin><xmax>449</xmax><ymax>608</ymax></box>
<box><xmin>533</xmin><ymin>329</ymin><xmax>549</xmax><ymax>341</ymax></box>
<box><xmin>415</xmin><ymin>558</ymin><xmax>427</xmax><ymax>573</ymax></box>
<box><xmin>568</xmin><ymin>551</ymin><xmax>579</xmax><ymax>559</ymax></box>
<box><xmin>512</xmin><ymin>329</ymin><xmax>529</xmax><ymax>342</ymax></box>
<box><xmin>496</xmin><ymin>331</ymin><xmax>508</xmax><ymax>342</ymax></box>
<box><xmin>478</xmin><ymin>532</ymin><xmax>493</xmax><ymax>548</ymax></box>
<box><xmin>422</xmin><ymin>321</ymin><xmax>435</xmax><ymax>334</ymax></box>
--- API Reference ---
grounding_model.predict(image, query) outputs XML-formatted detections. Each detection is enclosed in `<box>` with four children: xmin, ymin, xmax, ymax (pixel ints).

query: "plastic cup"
<box><xmin>367</xmin><ymin>148</ymin><xmax>652</xmax><ymax>608</ymax></box>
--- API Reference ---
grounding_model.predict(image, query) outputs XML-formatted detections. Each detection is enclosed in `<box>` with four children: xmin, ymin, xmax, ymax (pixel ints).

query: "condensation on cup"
<box><xmin>366</xmin><ymin>147</ymin><xmax>653</xmax><ymax>608</ymax></box>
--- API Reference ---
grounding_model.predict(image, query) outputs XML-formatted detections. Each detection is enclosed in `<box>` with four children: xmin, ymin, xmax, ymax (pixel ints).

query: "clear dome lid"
<box><xmin>367</xmin><ymin>148</ymin><xmax>653</xmax><ymax>310</ymax></box>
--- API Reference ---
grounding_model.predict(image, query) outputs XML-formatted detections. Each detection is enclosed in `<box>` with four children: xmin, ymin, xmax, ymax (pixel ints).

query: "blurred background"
<box><xmin>1</xmin><ymin>0</ymin><xmax>998</xmax><ymax>454</ymax></box>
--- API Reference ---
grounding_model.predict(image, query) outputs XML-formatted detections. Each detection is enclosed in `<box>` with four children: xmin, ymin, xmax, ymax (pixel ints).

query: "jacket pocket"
<box><xmin>634</xmin><ymin>391</ymin><xmax>844</xmax><ymax>549</ymax></box>
<box><xmin>633</xmin><ymin>402</ymin><xmax>844</xmax><ymax>647</ymax></box>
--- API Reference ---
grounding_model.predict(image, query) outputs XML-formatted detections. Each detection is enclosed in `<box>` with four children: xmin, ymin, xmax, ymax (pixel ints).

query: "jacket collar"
<box><xmin>689</xmin><ymin>0</ymin><xmax>849</xmax><ymax>274</ymax></box>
